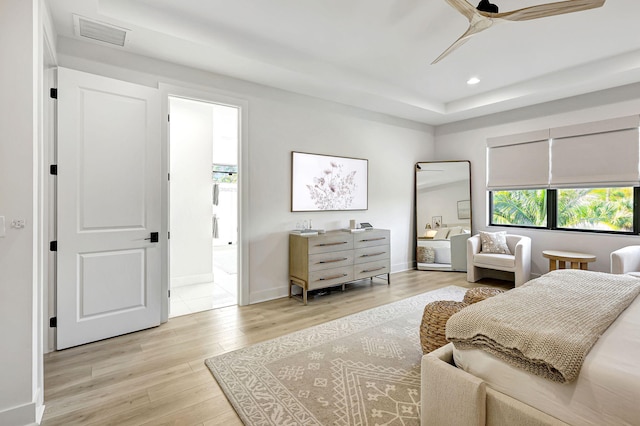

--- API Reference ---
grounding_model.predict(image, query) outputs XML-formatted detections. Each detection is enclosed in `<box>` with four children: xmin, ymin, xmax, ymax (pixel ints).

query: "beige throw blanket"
<box><xmin>446</xmin><ymin>269</ymin><xmax>640</xmax><ymax>383</ymax></box>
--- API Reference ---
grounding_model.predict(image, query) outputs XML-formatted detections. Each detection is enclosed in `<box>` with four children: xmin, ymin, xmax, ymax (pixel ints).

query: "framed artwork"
<box><xmin>457</xmin><ymin>200</ymin><xmax>471</xmax><ymax>219</ymax></box>
<box><xmin>291</xmin><ymin>151</ymin><xmax>368</xmax><ymax>212</ymax></box>
<box><xmin>432</xmin><ymin>216</ymin><xmax>442</xmax><ymax>229</ymax></box>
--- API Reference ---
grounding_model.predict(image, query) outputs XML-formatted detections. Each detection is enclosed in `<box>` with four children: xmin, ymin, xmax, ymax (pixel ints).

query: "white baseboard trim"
<box><xmin>0</xmin><ymin>399</ymin><xmax>42</xmax><ymax>426</ymax></box>
<box><xmin>250</xmin><ymin>287</ymin><xmax>289</xmax><ymax>305</ymax></box>
<box><xmin>391</xmin><ymin>262</ymin><xmax>413</xmax><ymax>273</ymax></box>
<box><xmin>170</xmin><ymin>273</ymin><xmax>214</xmax><ymax>288</ymax></box>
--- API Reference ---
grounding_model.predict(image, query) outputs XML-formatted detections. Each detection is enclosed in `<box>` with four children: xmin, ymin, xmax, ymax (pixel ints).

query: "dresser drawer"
<box><xmin>354</xmin><ymin>259</ymin><xmax>390</xmax><ymax>280</ymax></box>
<box><xmin>309</xmin><ymin>250</ymin><xmax>354</xmax><ymax>271</ymax></box>
<box><xmin>308</xmin><ymin>266</ymin><xmax>354</xmax><ymax>291</ymax></box>
<box><xmin>354</xmin><ymin>230</ymin><xmax>390</xmax><ymax>249</ymax></box>
<box><xmin>354</xmin><ymin>245</ymin><xmax>390</xmax><ymax>264</ymax></box>
<box><xmin>308</xmin><ymin>233</ymin><xmax>354</xmax><ymax>254</ymax></box>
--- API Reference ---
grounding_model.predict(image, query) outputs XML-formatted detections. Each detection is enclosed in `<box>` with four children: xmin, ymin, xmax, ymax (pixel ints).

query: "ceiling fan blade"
<box><xmin>498</xmin><ymin>0</ymin><xmax>605</xmax><ymax>22</ymax></box>
<box><xmin>444</xmin><ymin>0</ymin><xmax>477</xmax><ymax>21</ymax></box>
<box><xmin>431</xmin><ymin>24</ymin><xmax>484</xmax><ymax>64</ymax></box>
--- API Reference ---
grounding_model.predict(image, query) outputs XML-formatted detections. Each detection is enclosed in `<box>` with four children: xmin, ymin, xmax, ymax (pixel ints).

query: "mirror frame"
<box><xmin>415</xmin><ymin>160</ymin><xmax>472</xmax><ymax>271</ymax></box>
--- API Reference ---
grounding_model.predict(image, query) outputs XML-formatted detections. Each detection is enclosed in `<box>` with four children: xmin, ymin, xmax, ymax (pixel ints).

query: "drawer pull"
<box><xmin>361</xmin><ymin>266</ymin><xmax>386</xmax><ymax>273</ymax></box>
<box><xmin>318</xmin><ymin>258</ymin><xmax>348</xmax><ymax>264</ymax></box>
<box><xmin>317</xmin><ymin>241</ymin><xmax>348</xmax><ymax>247</ymax></box>
<box><xmin>360</xmin><ymin>237</ymin><xmax>386</xmax><ymax>242</ymax></box>
<box><xmin>361</xmin><ymin>252</ymin><xmax>386</xmax><ymax>258</ymax></box>
<box><xmin>318</xmin><ymin>273</ymin><xmax>348</xmax><ymax>281</ymax></box>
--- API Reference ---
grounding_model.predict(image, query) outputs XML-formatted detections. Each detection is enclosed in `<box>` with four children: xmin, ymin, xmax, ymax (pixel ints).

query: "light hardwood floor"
<box><xmin>41</xmin><ymin>270</ymin><xmax>510</xmax><ymax>425</ymax></box>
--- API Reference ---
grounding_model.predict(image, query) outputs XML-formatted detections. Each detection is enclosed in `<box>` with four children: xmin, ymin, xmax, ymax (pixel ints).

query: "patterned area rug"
<box><xmin>205</xmin><ymin>285</ymin><xmax>466</xmax><ymax>425</ymax></box>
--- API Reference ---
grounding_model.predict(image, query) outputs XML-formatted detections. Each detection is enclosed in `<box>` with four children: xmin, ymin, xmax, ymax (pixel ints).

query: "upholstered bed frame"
<box><xmin>421</xmin><ymin>344</ymin><xmax>569</xmax><ymax>426</ymax></box>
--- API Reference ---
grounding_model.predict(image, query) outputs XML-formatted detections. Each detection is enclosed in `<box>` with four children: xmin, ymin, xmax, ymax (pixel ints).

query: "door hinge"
<box><xmin>168</xmin><ymin>290</ymin><xmax>171</xmax><ymax>298</ymax></box>
<box><xmin>50</xmin><ymin>88</ymin><xmax>58</xmax><ymax>99</ymax></box>
<box><xmin>168</xmin><ymin>173</ymin><xmax>170</xmax><ymax>181</ymax></box>
<box><xmin>50</xmin><ymin>164</ymin><xmax>58</xmax><ymax>175</ymax></box>
<box><xmin>49</xmin><ymin>241</ymin><xmax>57</xmax><ymax>251</ymax></box>
<box><xmin>168</xmin><ymin>232</ymin><xmax>170</xmax><ymax>239</ymax></box>
<box><xmin>49</xmin><ymin>317</ymin><xmax>57</xmax><ymax>327</ymax></box>
<box><xmin>168</xmin><ymin>114</ymin><xmax>170</xmax><ymax>122</ymax></box>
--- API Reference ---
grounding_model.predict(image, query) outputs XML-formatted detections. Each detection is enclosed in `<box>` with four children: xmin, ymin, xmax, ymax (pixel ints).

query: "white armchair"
<box><xmin>467</xmin><ymin>234</ymin><xmax>532</xmax><ymax>287</ymax></box>
<box><xmin>610</xmin><ymin>246</ymin><xmax>640</xmax><ymax>277</ymax></box>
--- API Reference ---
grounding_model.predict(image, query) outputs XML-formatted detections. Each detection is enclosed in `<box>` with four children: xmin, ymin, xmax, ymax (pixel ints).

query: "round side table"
<box><xmin>542</xmin><ymin>250</ymin><xmax>596</xmax><ymax>271</ymax></box>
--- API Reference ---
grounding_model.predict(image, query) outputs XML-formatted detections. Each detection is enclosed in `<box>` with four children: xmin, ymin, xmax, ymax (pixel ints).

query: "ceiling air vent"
<box><xmin>73</xmin><ymin>15</ymin><xmax>129</xmax><ymax>47</ymax></box>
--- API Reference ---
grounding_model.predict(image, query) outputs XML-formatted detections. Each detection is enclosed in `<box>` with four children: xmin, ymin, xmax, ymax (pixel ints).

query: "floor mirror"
<box><xmin>415</xmin><ymin>161</ymin><xmax>472</xmax><ymax>271</ymax></box>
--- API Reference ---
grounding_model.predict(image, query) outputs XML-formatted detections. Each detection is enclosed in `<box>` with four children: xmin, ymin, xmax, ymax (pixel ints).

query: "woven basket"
<box><xmin>463</xmin><ymin>287</ymin><xmax>505</xmax><ymax>305</ymax></box>
<box><xmin>419</xmin><ymin>300</ymin><xmax>468</xmax><ymax>354</ymax></box>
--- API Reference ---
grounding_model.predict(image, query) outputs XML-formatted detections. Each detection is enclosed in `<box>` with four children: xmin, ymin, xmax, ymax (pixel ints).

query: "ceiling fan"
<box><xmin>432</xmin><ymin>0</ymin><xmax>606</xmax><ymax>64</ymax></box>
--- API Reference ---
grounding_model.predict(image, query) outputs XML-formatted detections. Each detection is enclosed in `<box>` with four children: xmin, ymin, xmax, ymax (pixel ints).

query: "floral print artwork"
<box><xmin>292</xmin><ymin>152</ymin><xmax>367</xmax><ymax>211</ymax></box>
<box><xmin>306</xmin><ymin>161</ymin><xmax>358</xmax><ymax>210</ymax></box>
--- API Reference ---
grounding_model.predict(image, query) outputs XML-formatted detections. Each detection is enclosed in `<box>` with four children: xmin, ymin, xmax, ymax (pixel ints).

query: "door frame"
<box><xmin>160</xmin><ymin>84</ymin><xmax>250</xmax><ymax>321</ymax></box>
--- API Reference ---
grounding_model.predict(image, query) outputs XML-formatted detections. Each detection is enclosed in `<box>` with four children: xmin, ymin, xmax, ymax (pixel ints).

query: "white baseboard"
<box><xmin>249</xmin><ymin>287</ymin><xmax>289</xmax><ymax>304</ymax></box>
<box><xmin>0</xmin><ymin>398</ymin><xmax>42</xmax><ymax>426</ymax></box>
<box><xmin>391</xmin><ymin>261</ymin><xmax>414</xmax><ymax>273</ymax></box>
<box><xmin>170</xmin><ymin>273</ymin><xmax>214</xmax><ymax>288</ymax></box>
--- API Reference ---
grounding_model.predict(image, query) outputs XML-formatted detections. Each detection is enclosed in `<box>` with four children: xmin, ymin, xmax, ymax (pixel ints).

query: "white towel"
<box><xmin>213</xmin><ymin>183</ymin><xmax>219</xmax><ymax>205</ymax></box>
<box><xmin>212</xmin><ymin>215</ymin><xmax>219</xmax><ymax>238</ymax></box>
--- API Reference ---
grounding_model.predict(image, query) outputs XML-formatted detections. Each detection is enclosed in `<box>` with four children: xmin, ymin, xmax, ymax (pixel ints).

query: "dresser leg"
<box><xmin>289</xmin><ymin>281</ymin><xmax>292</xmax><ymax>298</ymax></box>
<box><xmin>387</xmin><ymin>273</ymin><xmax>391</xmax><ymax>285</ymax></box>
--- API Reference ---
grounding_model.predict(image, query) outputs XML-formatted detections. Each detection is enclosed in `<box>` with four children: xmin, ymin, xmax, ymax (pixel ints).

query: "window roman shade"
<box><xmin>549</xmin><ymin>115</ymin><xmax>640</xmax><ymax>188</ymax></box>
<box><xmin>487</xmin><ymin>130</ymin><xmax>550</xmax><ymax>190</ymax></box>
<box><xmin>487</xmin><ymin>115</ymin><xmax>640</xmax><ymax>190</ymax></box>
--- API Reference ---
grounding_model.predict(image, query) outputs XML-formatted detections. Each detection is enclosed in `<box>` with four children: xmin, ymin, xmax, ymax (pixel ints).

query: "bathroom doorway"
<box><xmin>168</xmin><ymin>96</ymin><xmax>239</xmax><ymax>317</ymax></box>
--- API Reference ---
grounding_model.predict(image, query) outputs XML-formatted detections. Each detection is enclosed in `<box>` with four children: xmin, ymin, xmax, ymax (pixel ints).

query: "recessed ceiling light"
<box><xmin>467</xmin><ymin>77</ymin><xmax>480</xmax><ymax>85</ymax></box>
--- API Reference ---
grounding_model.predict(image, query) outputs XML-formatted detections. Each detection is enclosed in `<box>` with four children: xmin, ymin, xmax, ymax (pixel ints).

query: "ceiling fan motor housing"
<box><xmin>477</xmin><ymin>0</ymin><xmax>499</xmax><ymax>13</ymax></box>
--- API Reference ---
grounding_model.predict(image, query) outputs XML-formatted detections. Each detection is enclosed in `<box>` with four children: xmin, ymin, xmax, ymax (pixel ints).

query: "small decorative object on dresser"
<box><xmin>289</xmin><ymin>229</ymin><xmax>390</xmax><ymax>304</ymax></box>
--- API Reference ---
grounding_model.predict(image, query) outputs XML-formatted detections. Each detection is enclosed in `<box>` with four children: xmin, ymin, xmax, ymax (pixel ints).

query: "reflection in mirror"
<box><xmin>416</xmin><ymin>161</ymin><xmax>472</xmax><ymax>272</ymax></box>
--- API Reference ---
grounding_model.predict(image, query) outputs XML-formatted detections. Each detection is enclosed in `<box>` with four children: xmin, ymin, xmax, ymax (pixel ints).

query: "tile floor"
<box><xmin>169</xmin><ymin>245</ymin><xmax>238</xmax><ymax>318</ymax></box>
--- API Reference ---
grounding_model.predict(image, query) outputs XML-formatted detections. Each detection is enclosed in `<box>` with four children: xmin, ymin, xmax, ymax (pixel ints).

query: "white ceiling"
<box><xmin>47</xmin><ymin>0</ymin><xmax>640</xmax><ymax>125</ymax></box>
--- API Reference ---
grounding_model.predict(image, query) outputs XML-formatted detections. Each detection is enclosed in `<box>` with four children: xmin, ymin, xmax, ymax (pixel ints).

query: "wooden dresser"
<box><xmin>289</xmin><ymin>229</ymin><xmax>391</xmax><ymax>304</ymax></box>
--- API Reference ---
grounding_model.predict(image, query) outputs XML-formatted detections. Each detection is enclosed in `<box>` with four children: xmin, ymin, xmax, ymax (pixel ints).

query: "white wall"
<box><xmin>169</xmin><ymin>97</ymin><xmax>214</xmax><ymax>287</ymax></box>
<box><xmin>56</xmin><ymin>37</ymin><xmax>435</xmax><ymax>304</ymax></box>
<box><xmin>435</xmin><ymin>91</ymin><xmax>640</xmax><ymax>277</ymax></box>
<box><xmin>0</xmin><ymin>0</ymin><xmax>44</xmax><ymax>424</ymax></box>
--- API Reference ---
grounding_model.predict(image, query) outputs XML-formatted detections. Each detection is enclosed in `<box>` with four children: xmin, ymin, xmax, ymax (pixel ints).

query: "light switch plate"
<box><xmin>0</xmin><ymin>216</ymin><xmax>5</xmax><ymax>237</ymax></box>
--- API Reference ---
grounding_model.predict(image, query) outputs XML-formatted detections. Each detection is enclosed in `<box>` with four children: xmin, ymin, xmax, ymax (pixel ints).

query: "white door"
<box><xmin>56</xmin><ymin>67</ymin><xmax>162</xmax><ymax>349</ymax></box>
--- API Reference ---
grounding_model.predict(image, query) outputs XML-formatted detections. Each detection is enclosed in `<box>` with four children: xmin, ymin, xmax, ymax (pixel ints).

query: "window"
<box><xmin>557</xmin><ymin>187</ymin><xmax>634</xmax><ymax>232</ymax></box>
<box><xmin>491</xmin><ymin>190</ymin><xmax>547</xmax><ymax>227</ymax></box>
<box><xmin>490</xmin><ymin>187</ymin><xmax>636</xmax><ymax>234</ymax></box>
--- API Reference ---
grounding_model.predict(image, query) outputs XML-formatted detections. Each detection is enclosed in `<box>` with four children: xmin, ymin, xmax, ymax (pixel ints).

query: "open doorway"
<box><xmin>168</xmin><ymin>96</ymin><xmax>239</xmax><ymax>317</ymax></box>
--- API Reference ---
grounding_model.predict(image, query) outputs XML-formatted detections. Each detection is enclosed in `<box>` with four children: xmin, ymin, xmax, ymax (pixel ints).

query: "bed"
<box><xmin>421</xmin><ymin>269</ymin><xmax>640</xmax><ymax>426</ymax></box>
<box><xmin>417</xmin><ymin>226</ymin><xmax>470</xmax><ymax>271</ymax></box>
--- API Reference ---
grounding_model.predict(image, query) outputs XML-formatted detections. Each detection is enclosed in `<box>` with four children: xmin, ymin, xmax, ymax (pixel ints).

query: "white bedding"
<box><xmin>453</xmin><ymin>290</ymin><xmax>640</xmax><ymax>425</ymax></box>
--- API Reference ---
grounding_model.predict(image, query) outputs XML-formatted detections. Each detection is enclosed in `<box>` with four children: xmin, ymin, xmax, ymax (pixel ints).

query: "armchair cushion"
<box><xmin>479</xmin><ymin>231</ymin><xmax>511</xmax><ymax>254</ymax></box>
<box><xmin>473</xmin><ymin>253</ymin><xmax>516</xmax><ymax>269</ymax></box>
